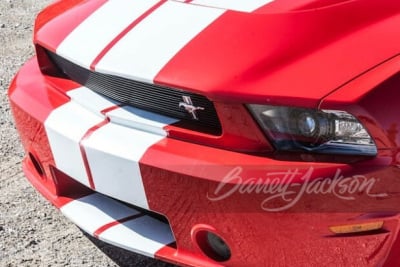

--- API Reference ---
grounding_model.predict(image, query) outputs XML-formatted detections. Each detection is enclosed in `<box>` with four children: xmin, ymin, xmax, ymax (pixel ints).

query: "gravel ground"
<box><xmin>0</xmin><ymin>1</ymin><xmax>174</xmax><ymax>266</ymax></box>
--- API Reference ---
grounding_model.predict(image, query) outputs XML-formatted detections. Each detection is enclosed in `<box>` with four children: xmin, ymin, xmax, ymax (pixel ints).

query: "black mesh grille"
<box><xmin>47</xmin><ymin>51</ymin><xmax>222</xmax><ymax>135</ymax></box>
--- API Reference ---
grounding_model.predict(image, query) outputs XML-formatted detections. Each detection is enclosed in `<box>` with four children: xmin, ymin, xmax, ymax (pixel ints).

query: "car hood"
<box><xmin>35</xmin><ymin>0</ymin><xmax>400</xmax><ymax>107</ymax></box>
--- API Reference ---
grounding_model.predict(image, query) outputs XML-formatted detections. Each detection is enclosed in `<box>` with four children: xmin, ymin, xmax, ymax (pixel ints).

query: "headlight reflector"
<box><xmin>248</xmin><ymin>105</ymin><xmax>377</xmax><ymax>156</ymax></box>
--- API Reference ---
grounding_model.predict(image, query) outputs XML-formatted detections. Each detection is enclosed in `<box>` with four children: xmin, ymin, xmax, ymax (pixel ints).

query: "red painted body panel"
<box><xmin>34</xmin><ymin>0</ymin><xmax>400</xmax><ymax>107</ymax></box>
<box><xmin>34</xmin><ymin>0</ymin><xmax>107</xmax><ymax>51</ymax></box>
<box><xmin>320</xmin><ymin>55</ymin><xmax>400</xmax><ymax>149</ymax></box>
<box><xmin>8</xmin><ymin>0</ymin><xmax>400</xmax><ymax>266</ymax></box>
<box><xmin>9</xmin><ymin>56</ymin><xmax>400</xmax><ymax>266</ymax></box>
<box><xmin>156</xmin><ymin>0</ymin><xmax>400</xmax><ymax>107</ymax></box>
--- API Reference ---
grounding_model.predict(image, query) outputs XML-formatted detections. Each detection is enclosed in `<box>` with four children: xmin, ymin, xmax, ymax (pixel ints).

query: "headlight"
<box><xmin>247</xmin><ymin>105</ymin><xmax>377</xmax><ymax>156</ymax></box>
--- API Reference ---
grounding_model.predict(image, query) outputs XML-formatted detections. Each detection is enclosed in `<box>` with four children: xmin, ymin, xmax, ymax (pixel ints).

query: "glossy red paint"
<box><xmin>165</xmin><ymin>102</ymin><xmax>272</xmax><ymax>153</ymax></box>
<box><xmin>319</xmin><ymin>55</ymin><xmax>400</xmax><ymax>108</ymax></box>
<box><xmin>34</xmin><ymin>0</ymin><xmax>87</xmax><ymax>32</ymax></box>
<box><xmin>137</xmin><ymin>131</ymin><xmax>400</xmax><ymax>265</ymax></box>
<box><xmin>155</xmin><ymin>245</ymin><xmax>224</xmax><ymax>267</ymax></box>
<box><xmin>9</xmin><ymin>58</ymin><xmax>400</xmax><ymax>265</ymax></box>
<box><xmin>155</xmin><ymin>0</ymin><xmax>400</xmax><ymax>107</ymax></box>
<box><xmin>254</xmin><ymin>0</ymin><xmax>356</xmax><ymax>13</ymax></box>
<box><xmin>8</xmin><ymin>58</ymin><xmax>72</xmax><ymax>122</ymax></box>
<box><xmin>321</xmin><ymin>56</ymin><xmax>400</xmax><ymax>150</ymax></box>
<box><xmin>8</xmin><ymin>59</ymin><xmax>71</xmax><ymax>198</ymax></box>
<box><xmin>140</xmin><ymin>161</ymin><xmax>400</xmax><ymax>266</ymax></box>
<box><xmin>34</xmin><ymin>0</ymin><xmax>107</xmax><ymax>52</ymax></box>
<box><xmin>8</xmin><ymin>58</ymin><xmax>91</xmax><ymax>208</ymax></box>
<box><xmin>8</xmin><ymin>0</ymin><xmax>400</xmax><ymax>266</ymax></box>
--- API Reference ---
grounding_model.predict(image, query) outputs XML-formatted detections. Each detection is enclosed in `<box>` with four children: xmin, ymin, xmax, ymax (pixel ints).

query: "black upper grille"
<box><xmin>47</xmin><ymin>51</ymin><xmax>222</xmax><ymax>135</ymax></box>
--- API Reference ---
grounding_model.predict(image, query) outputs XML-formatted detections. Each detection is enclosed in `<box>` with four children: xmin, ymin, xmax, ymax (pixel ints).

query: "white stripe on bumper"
<box><xmin>60</xmin><ymin>193</ymin><xmax>141</xmax><ymax>235</ymax></box>
<box><xmin>60</xmin><ymin>193</ymin><xmax>175</xmax><ymax>258</ymax></box>
<box><xmin>44</xmin><ymin>87</ymin><xmax>178</xmax><ymax>209</ymax></box>
<box><xmin>99</xmin><ymin>216</ymin><xmax>175</xmax><ymax>258</ymax></box>
<box><xmin>106</xmin><ymin>105</ymin><xmax>178</xmax><ymax>136</ymax></box>
<box><xmin>82</xmin><ymin>123</ymin><xmax>167</xmax><ymax>210</ymax></box>
<box><xmin>44</xmin><ymin>98</ymin><xmax>105</xmax><ymax>187</ymax></box>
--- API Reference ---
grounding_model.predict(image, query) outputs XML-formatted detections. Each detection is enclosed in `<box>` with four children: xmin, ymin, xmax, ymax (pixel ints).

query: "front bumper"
<box><xmin>9</xmin><ymin>57</ymin><xmax>400</xmax><ymax>266</ymax></box>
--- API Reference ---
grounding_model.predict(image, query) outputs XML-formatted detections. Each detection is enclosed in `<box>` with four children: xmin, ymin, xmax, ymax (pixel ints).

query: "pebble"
<box><xmin>25</xmin><ymin>240</ymin><xmax>38</xmax><ymax>248</ymax></box>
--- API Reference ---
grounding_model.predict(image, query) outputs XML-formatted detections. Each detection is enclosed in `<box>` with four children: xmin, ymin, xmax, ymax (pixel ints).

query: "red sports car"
<box><xmin>8</xmin><ymin>0</ymin><xmax>400</xmax><ymax>266</ymax></box>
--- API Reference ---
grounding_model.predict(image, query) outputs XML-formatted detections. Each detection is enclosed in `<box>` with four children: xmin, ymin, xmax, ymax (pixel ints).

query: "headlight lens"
<box><xmin>248</xmin><ymin>105</ymin><xmax>377</xmax><ymax>156</ymax></box>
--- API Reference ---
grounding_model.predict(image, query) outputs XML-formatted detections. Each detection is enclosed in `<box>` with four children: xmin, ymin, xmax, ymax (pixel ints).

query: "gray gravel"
<box><xmin>0</xmin><ymin>1</ymin><xmax>175</xmax><ymax>266</ymax></box>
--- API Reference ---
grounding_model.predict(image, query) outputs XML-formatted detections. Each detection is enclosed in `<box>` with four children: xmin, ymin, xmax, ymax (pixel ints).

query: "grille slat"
<box><xmin>47</xmin><ymin>51</ymin><xmax>222</xmax><ymax>135</ymax></box>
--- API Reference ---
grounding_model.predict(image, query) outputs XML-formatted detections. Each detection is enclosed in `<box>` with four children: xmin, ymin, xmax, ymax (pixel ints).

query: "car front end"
<box><xmin>8</xmin><ymin>0</ymin><xmax>400</xmax><ymax>266</ymax></box>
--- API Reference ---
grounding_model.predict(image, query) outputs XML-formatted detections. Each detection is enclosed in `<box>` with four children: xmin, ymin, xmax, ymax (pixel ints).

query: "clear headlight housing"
<box><xmin>248</xmin><ymin>105</ymin><xmax>377</xmax><ymax>156</ymax></box>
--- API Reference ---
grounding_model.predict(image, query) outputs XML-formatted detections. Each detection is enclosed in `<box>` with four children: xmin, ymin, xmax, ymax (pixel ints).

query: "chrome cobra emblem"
<box><xmin>179</xmin><ymin>96</ymin><xmax>205</xmax><ymax>120</ymax></box>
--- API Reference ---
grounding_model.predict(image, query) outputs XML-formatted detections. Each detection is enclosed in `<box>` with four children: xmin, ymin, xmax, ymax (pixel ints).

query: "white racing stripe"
<box><xmin>95</xmin><ymin>0</ymin><xmax>225</xmax><ymax>83</ymax></box>
<box><xmin>106</xmin><ymin>106</ymin><xmax>178</xmax><ymax>136</ymax></box>
<box><xmin>57</xmin><ymin>0</ymin><xmax>160</xmax><ymax>69</ymax></box>
<box><xmin>190</xmin><ymin>0</ymin><xmax>275</xmax><ymax>12</ymax></box>
<box><xmin>45</xmin><ymin>87</ymin><xmax>116</xmax><ymax>187</ymax></box>
<box><xmin>47</xmin><ymin>0</ymin><xmax>221</xmax><ymax>214</ymax></box>
<box><xmin>67</xmin><ymin>87</ymin><xmax>117</xmax><ymax>114</ymax></box>
<box><xmin>45</xmin><ymin>87</ymin><xmax>177</xmax><ymax>210</ymax></box>
<box><xmin>45</xmin><ymin>99</ymin><xmax>105</xmax><ymax>187</ymax></box>
<box><xmin>99</xmin><ymin>216</ymin><xmax>175</xmax><ymax>258</ymax></box>
<box><xmin>82</xmin><ymin>121</ymin><xmax>170</xmax><ymax>210</ymax></box>
<box><xmin>60</xmin><ymin>193</ymin><xmax>141</xmax><ymax>235</ymax></box>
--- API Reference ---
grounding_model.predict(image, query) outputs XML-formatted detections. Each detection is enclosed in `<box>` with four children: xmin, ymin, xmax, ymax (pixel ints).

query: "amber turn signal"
<box><xmin>329</xmin><ymin>221</ymin><xmax>384</xmax><ymax>234</ymax></box>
